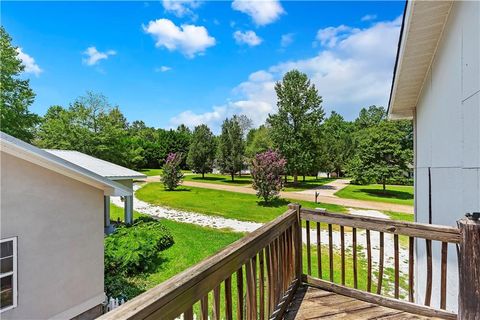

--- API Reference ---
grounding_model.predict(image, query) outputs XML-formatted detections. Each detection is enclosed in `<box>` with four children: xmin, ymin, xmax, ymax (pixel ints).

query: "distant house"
<box><xmin>0</xmin><ymin>132</ymin><xmax>142</xmax><ymax>319</ymax></box>
<box><xmin>44</xmin><ymin>150</ymin><xmax>146</xmax><ymax>231</ymax></box>
<box><xmin>388</xmin><ymin>0</ymin><xmax>479</xmax><ymax>311</ymax></box>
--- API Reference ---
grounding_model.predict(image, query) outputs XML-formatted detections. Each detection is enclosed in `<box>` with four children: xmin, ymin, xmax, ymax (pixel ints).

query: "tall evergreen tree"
<box><xmin>267</xmin><ymin>70</ymin><xmax>324</xmax><ymax>183</ymax></box>
<box><xmin>0</xmin><ymin>27</ymin><xmax>40</xmax><ymax>142</ymax></box>
<box><xmin>217</xmin><ymin>116</ymin><xmax>245</xmax><ymax>181</ymax></box>
<box><xmin>187</xmin><ymin>124</ymin><xmax>216</xmax><ymax>178</ymax></box>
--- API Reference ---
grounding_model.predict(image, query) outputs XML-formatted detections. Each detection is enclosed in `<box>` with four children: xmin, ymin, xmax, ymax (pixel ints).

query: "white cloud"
<box><xmin>280</xmin><ymin>33</ymin><xmax>294</xmax><ymax>47</ymax></box>
<box><xmin>231</xmin><ymin>0</ymin><xmax>285</xmax><ymax>26</ymax></box>
<box><xmin>143</xmin><ymin>18</ymin><xmax>216</xmax><ymax>58</ymax></box>
<box><xmin>170</xmin><ymin>17</ymin><xmax>401</xmax><ymax>131</ymax></box>
<box><xmin>16</xmin><ymin>48</ymin><xmax>42</xmax><ymax>76</ymax></box>
<box><xmin>361</xmin><ymin>14</ymin><xmax>377</xmax><ymax>22</ymax></box>
<box><xmin>315</xmin><ymin>25</ymin><xmax>358</xmax><ymax>48</ymax></box>
<box><xmin>233</xmin><ymin>30</ymin><xmax>262</xmax><ymax>46</ymax></box>
<box><xmin>155</xmin><ymin>66</ymin><xmax>172</xmax><ymax>72</ymax></box>
<box><xmin>82</xmin><ymin>47</ymin><xmax>116</xmax><ymax>66</ymax></box>
<box><xmin>162</xmin><ymin>0</ymin><xmax>202</xmax><ymax>18</ymax></box>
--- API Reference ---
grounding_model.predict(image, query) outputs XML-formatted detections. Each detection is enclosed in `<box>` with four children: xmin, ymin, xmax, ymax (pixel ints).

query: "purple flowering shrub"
<box><xmin>161</xmin><ymin>153</ymin><xmax>184</xmax><ymax>190</ymax></box>
<box><xmin>251</xmin><ymin>150</ymin><xmax>286</xmax><ymax>202</ymax></box>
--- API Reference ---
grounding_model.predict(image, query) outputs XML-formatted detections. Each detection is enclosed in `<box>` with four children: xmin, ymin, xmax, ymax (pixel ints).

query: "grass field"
<box><xmin>139</xmin><ymin>168</ymin><xmax>191</xmax><ymax>176</ymax></box>
<box><xmin>335</xmin><ymin>184</ymin><xmax>414</xmax><ymax>206</ymax></box>
<box><xmin>136</xmin><ymin>183</ymin><xmax>347</xmax><ymax>223</ymax></box>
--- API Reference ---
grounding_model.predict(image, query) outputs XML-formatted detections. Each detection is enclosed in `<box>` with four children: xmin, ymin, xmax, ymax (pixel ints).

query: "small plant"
<box><xmin>160</xmin><ymin>152</ymin><xmax>184</xmax><ymax>190</ymax></box>
<box><xmin>250</xmin><ymin>150</ymin><xmax>286</xmax><ymax>203</ymax></box>
<box><xmin>104</xmin><ymin>219</ymin><xmax>174</xmax><ymax>276</ymax></box>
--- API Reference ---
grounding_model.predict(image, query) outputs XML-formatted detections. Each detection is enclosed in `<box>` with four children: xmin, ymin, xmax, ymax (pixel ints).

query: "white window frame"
<box><xmin>0</xmin><ymin>237</ymin><xmax>17</xmax><ymax>313</ymax></box>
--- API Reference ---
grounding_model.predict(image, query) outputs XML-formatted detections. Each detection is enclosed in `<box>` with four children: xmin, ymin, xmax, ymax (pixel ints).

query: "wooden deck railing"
<box><xmin>99</xmin><ymin>207</ymin><xmax>302</xmax><ymax>320</ymax></box>
<box><xmin>99</xmin><ymin>204</ymin><xmax>480</xmax><ymax>320</ymax></box>
<box><xmin>298</xmin><ymin>206</ymin><xmax>460</xmax><ymax>319</ymax></box>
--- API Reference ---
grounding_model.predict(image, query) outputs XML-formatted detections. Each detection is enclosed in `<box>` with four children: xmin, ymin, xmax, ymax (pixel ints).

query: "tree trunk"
<box><xmin>202</xmin><ymin>172</ymin><xmax>205</xmax><ymax>179</ymax></box>
<box><xmin>302</xmin><ymin>175</ymin><xmax>305</xmax><ymax>182</ymax></box>
<box><xmin>382</xmin><ymin>180</ymin><xmax>386</xmax><ymax>191</ymax></box>
<box><xmin>293</xmin><ymin>174</ymin><xmax>298</xmax><ymax>184</ymax></box>
<box><xmin>231</xmin><ymin>172</ymin><xmax>235</xmax><ymax>182</ymax></box>
<box><xmin>327</xmin><ymin>172</ymin><xmax>330</xmax><ymax>178</ymax></box>
<box><xmin>285</xmin><ymin>174</ymin><xmax>287</xmax><ymax>183</ymax></box>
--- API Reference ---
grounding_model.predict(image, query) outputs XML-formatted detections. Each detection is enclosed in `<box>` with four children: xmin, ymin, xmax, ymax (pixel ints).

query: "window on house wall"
<box><xmin>0</xmin><ymin>237</ymin><xmax>17</xmax><ymax>312</ymax></box>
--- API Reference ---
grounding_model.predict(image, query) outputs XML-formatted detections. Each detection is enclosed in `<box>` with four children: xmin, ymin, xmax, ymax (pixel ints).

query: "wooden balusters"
<box><xmin>225</xmin><ymin>276</ymin><xmax>233</xmax><ymax>320</ymax></box>
<box><xmin>408</xmin><ymin>237</ymin><xmax>415</xmax><ymax>303</ymax></box>
<box><xmin>236</xmin><ymin>267</ymin><xmax>244</xmax><ymax>320</ymax></box>
<box><xmin>424</xmin><ymin>239</ymin><xmax>432</xmax><ymax>307</ymax></box>
<box><xmin>306</xmin><ymin>221</ymin><xmax>311</xmax><ymax>275</ymax></box>
<box><xmin>200</xmin><ymin>295</ymin><xmax>208</xmax><ymax>320</ymax></box>
<box><xmin>246</xmin><ymin>257</ymin><xmax>256</xmax><ymax>320</ymax></box>
<box><xmin>340</xmin><ymin>226</ymin><xmax>345</xmax><ymax>285</ymax></box>
<box><xmin>184</xmin><ymin>307</ymin><xmax>194</xmax><ymax>320</ymax></box>
<box><xmin>213</xmin><ymin>285</ymin><xmax>221</xmax><ymax>320</ymax></box>
<box><xmin>377</xmin><ymin>231</ymin><xmax>384</xmax><ymax>295</ymax></box>
<box><xmin>440</xmin><ymin>242</ymin><xmax>448</xmax><ymax>310</ymax></box>
<box><xmin>266</xmin><ymin>244</ymin><xmax>273</xmax><ymax>316</ymax></box>
<box><xmin>316</xmin><ymin>222</ymin><xmax>322</xmax><ymax>279</ymax></box>
<box><xmin>328</xmin><ymin>224</ymin><xmax>334</xmax><ymax>282</ymax></box>
<box><xmin>352</xmin><ymin>227</ymin><xmax>358</xmax><ymax>289</ymax></box>
<box><xmin>259</xmin><ymin>250</ymin><xmax>265</xmax><ymax>320</ymax></box>
<box><xmin>394</xmin><ymin>234</ymin><xmax>399</xmax><ymax>299</ymax></box>
<box><xmin>366</xmin><ymin>230</ymin><xmax>372</xmax><ymax>292</ymax></box>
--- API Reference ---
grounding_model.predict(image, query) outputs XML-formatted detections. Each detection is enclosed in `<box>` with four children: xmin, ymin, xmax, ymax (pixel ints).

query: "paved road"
<box><xmin>146</xmin><ymin>176</ymin><xmax>414</xmax><ymax>214</ymax></box>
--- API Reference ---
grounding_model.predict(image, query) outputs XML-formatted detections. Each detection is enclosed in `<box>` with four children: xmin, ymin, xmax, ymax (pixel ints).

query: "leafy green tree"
<box><xmin>187</xmin><ymin>124</ymin><xmax>216</xmax><ymax>178</ymax></box>
<box><xmin>347</xmin><ymin>120</ymin><xmax>413</xmax><ymax>190</ymax></box>
<box><xmin>0</xmin><ymin>27</ymin><xmax>40</xmax><ymax>142</ymax></box>
<box><xmin>267</xmin><ymin>70</ymin><xmax>324</xmax><ymax>183</ymax></box>
<box><xmin>245</xmin><ymin>125</ymin><xmax>273</xmax><ymax>158</ymax></box>
<box><xmin>319</xmin><ymin>111</ymin><xmax>353</xmax><ymax>177</ymax></box>
<box><xmin>354</xmin><ymin>105</ymin><xmax>386</xmax><ymax>130</ymax></box>
<box><xmin>217</xmin><ymin>116</ymin><xmax>245</xmax><ymax>181</ymax></box>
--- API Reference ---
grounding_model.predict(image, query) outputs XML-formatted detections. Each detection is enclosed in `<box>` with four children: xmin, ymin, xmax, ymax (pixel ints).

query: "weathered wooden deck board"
<box><xmin>283</xmin><ymin>286</ymin><xmax>441</xmax><ymax>319</ymax></box>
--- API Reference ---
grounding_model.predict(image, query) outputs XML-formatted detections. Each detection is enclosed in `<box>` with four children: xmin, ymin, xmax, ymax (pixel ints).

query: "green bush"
<box><xmin>105</xmin><ymin>219</ymin><xmax>174</xmax><ymax>276</ymax></box>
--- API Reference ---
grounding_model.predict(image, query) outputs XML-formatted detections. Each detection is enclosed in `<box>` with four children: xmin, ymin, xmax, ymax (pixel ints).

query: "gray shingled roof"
<box><xmin>44</xmin><ymin>150</ymin><xmax>147</xmax><ymax>181</ymax></box>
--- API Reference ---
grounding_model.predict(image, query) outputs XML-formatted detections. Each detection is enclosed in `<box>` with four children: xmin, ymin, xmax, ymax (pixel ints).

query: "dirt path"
<box><xmin>145</xmin><ymin>176</ymin><xmax>413</xmax><ymax>214</ymax></box>
<box><xmin>181</xmin><ymin>180</ymin><xmax>413</xmax><ymax>214</ymax></box>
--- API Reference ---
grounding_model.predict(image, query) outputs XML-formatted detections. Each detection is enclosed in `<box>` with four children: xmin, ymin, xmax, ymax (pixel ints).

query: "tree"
<box><xmin>347</xmin><ymin>120</ymin><xmax>412</xmax><ymax>191</ymax></box>
<box><xmin>187</xmin><ymin>124</ymin><xmax>216</xmax><ymax>178</ymax></box>
<box><xmin>217</xmin><ymin>116</ymin><xmax>245</xmax><ymax>181</ymax></box>
<box><xmin>0</xmin><ymin>27</ymin><xmax>40</xmax><ymax>142</ymax></box>
<box><xmin>250</xmin><ymin>150</ymin><xmax>286</xmax><ymax>202</ymax></box>
<box><xmin>319</xmin><ymin>111</ymin><xmax>353</xmax><ymax>177</ymax></box>
<box><xmin>245</xmin><ymin>125</ymin><xmax>273</xmax><ymax>158</ymax></box>
<box><xmin>267</xmin><ymin>70</ymin><xmax>324</xmax><ymax>183</ymax></box>
<box><xmin>354</xmin><ymin>105</ymin><xmax>386</xmax><ymax>130</ymax></box>
<box><xmin>161</xmin><ymin>153</ymin><xmax>184</xmax><ymax>190</ymax></box>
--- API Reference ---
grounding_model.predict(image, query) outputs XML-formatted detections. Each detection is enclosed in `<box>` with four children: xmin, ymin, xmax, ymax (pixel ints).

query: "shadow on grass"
<box><xmin>257</xmin><ymin>198</ymin><xmax>290</xmax><ymax>208</ymax></box>
<box><xmin>359</xmin><ymin>189</ymin><xmax>413</xmax><ymax>200</ymax></box>
<box><xmin>189</xmin><ymin>176</ymin><xmax>252</xmax><ymax>185</ymax></box>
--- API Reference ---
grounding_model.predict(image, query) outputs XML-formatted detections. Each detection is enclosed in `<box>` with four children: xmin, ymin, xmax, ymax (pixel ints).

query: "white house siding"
<box><xmin>0</xmin><ymin>152</ymin><xmax>105</xmax><ymax>319</ymax></box>
<box><xmin>414</xmin><ymin>0</ymin><xmax>480</xmax><ymax>312</ymax></box>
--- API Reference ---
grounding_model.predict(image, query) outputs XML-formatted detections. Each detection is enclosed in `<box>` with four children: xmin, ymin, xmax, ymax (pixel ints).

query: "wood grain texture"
<box><xmin>440</xmin><ymin>242</ymin><xmax>447</xmax><ymax>310</ymax></box>
<box><xmin>377</xmin><ymin>231</ymin><xmax>384</xmax><ymax>295</ymax></box>
<box><xmin>424</xmin><ymin>239</ymin><xmax>432</xmax><ymax>307</ymax></box>
<box><xmin>366</xmin><ymin>229</ymin><xmax>372</xmax><ymax>292</ymax></box>
<box><xmin>316</xmin><ymin>222</ymin><xmax>322</xmax><ymax>279</ymax></box>
<box><xmin>409</xmin><ymin>236</ymin><xmax>415</xmax><ymax>303</ymax></box>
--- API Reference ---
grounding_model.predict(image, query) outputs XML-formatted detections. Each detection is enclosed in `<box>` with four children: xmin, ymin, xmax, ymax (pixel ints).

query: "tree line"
<box><xmin>1</xmin><ymin>27</ymin><xmax>412</xmax><ymax>188</ymax></box>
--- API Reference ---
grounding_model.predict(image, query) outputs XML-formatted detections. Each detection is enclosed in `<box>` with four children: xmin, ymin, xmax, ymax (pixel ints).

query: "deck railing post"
<box><xmin>288</xmin><ymin>203</ymin><xmax>302</xmax><ymax>281</ymax></box>
<box><xmin>457</xmin><ymin>215</ymin><xmax>480</xmax><ymax>319</ymax></box>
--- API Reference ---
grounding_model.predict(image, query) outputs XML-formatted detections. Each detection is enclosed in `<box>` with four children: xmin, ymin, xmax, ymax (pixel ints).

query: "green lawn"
<box><xmin>335</xmin><ymin>184</ymin><xmax>414</xmax><ymax>206</ymax></box>
<box><xmin>139</xmin><ymin>168</ymin><xmax>191</xmax><ymax>176</ymax></box>
<box><xmin>136</xmin><ymin>183</ymin><xmax>347</xmax><ymax>223</ymax></box>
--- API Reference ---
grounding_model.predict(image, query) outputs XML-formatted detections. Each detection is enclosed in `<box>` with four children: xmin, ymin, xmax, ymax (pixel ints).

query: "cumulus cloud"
<box><xmin>361</xmin><ymin>14</ymin><xmax>377</xmax><ymax>21</ymax></box>
<box><xmin>162</xmin><ymin>0</ymin><xmax>202</xmax><ymax>18</ymax></box>
<box><xmin>143</xmin><ymin>18</ymin><xmax>216</xmax><ymax>58</ymax></box>
<box><xmin>170</xmin><ymin>17</ymin><xmax>401</xmax><ymax>131</ymax></box>
<box><xmin>82</xmin><ymin>47</ymin><xmax>116</xmax><ymax>66</ymax></box>
<box><xmin>233</xmin><ymin>30</ymin><xmax>262</xmax><ymax>46</ymax></box>
<box><xmin>315</xmin><ymin>25</ymin><xmax>358</xmax><ymax>48</ymax></box>
<box><xmin>280</xmin><ymin>33</ymin><xmax>294</xmax><ymax>47</ymax></box>
<box><xmin>231</xmin><ymin>0</ymin><xmax>285</xmax><ymax>26</ymax></box>
<box><xmin>16</xmin><ymin>48</ymin><xmax>42</xmax><ymax>76</ymax></box>
<box><xmin>155</xmin><ymin>66</ymin><xmax>172</xmax><ymax>72</ymax></box>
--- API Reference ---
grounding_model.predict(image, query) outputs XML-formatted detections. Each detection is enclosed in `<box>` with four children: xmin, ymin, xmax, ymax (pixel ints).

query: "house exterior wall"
<box><xmin>414</xmin><ymin>0</ymin><xmax>480</xmax><ymax>311</ymax></box>
<box><xmin>0</xmin><ymin>152</ymin><xmax>105</xmax><ymax>319</ymax></box>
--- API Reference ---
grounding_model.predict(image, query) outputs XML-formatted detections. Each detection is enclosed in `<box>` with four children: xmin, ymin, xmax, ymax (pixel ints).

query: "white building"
<box><xmin>0</xmin><ymin>132</ymin><xmax>142</xmax><ymax>319</ymax></box>
<box><xmin>388</xmin><ymin>0</ymin><xmax>479</xmax><ymax>311</ymax></box>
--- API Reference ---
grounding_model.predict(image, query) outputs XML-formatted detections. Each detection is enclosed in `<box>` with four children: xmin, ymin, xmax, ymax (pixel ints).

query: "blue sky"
<box><xmin>3</xmin><ymin>1</ymin><xmax>404</xmax><ymax>131</ymax></box>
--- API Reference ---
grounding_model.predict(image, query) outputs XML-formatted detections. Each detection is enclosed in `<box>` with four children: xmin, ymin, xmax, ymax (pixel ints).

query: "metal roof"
<box><xmin>44</xmin><ymin>150</ymin><xmax>147</xmax><ymax>181</ymax></box>
<box><xmin>388</xmin><ymin>0</ymin><xmax>453</xmax><ymax>119</ymax></box>
<box><xmin>1</xmin><ymin>132</ymin><xmax>131</xmax><ymax>196</ymax></box>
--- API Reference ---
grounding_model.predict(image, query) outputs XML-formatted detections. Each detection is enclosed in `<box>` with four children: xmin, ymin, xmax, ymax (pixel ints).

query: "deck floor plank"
<box><xmin>283</xmin><ymin>286</ymin><xmax>441</xmax><ymax>320</ymax></box>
